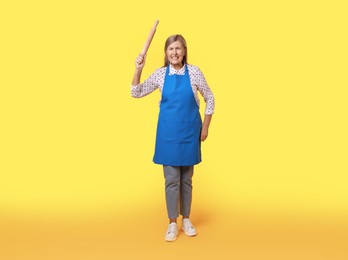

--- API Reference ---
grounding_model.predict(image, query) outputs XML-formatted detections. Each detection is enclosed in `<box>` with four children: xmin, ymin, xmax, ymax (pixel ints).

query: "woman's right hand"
<box><xmin>135</xmin><ymin>54</ymin><xmax>146</xmax><ymax>70</ymax></box>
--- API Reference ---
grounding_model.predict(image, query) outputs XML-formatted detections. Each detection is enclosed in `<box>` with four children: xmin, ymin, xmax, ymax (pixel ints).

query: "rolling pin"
<box><xmin>140</xmin><ymin>20</ymin><xmax>159</xmax><ymax>56</ymax></box>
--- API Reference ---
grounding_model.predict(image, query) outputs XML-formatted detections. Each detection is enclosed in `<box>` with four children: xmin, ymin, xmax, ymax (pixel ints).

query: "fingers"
<box><xmin>200</xmin><ymin>133</ymin><xmax>208</xmax><ymax>141</ymax></box>
<box><xmin>135</xmin><ymin>54</ymin><xmax>146</xmax><ymax>68</ymax></box>
<box><xmin>200</xmin><ymin>129</ymin><xmax>208</xmax><ymax>141</ymax></box>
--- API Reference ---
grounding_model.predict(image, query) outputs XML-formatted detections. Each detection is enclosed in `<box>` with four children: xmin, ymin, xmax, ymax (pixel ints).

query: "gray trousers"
<box><xmin>163</xmin><ymin>165</ymin><xmax>194</xmax><ymax>219</ymax></box>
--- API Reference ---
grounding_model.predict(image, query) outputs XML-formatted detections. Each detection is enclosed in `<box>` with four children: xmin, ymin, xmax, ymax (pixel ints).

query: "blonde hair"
<box><xmin>164</xmin><ymin>34</ymin><xmax>188</xmax><ymax>67</ymax></box>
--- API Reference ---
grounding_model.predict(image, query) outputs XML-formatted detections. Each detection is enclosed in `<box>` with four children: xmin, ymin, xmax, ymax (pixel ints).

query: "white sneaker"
<box><xmin>182</xmin><ymin>218</ymin><xmax>197</xmax><ymax>237</ymax></box>
<box><xmin>165</xmin><ymin>223</ymin><xmax>178</xmax><ymax>242</ymax></box>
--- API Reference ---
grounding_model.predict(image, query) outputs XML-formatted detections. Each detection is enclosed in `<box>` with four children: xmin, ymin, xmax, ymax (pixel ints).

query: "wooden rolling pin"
<box><xmin>140</xmin><ymin>20</ymin><xmax>159</xmax><ymax>56</ymax></box>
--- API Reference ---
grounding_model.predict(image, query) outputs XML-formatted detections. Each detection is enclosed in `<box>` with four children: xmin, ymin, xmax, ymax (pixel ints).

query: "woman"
<box><xmin>131</xmin><ymin>34</ymin><xmax>214</xmax><ymax>242</ymax></box>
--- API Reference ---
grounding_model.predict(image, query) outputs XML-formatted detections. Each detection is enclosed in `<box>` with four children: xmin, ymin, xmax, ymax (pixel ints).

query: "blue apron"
<box><xmin>153</xmin><ymin>65</ymin><xmax>202</xmax><ymax>166</ymax></box>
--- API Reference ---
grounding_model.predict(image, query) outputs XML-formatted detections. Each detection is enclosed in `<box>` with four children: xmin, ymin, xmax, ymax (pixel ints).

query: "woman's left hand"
<box><xmin>200</xmin><ymin>127</ymin><xmax>208</xmax><ymax>141</ymax></box>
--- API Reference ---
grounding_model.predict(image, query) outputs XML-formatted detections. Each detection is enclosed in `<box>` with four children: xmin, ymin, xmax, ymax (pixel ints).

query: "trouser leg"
<box><xmin>163</xmin><ymin>166</ymin><xmax>180</xmax><ymax>219</ymax></box>
<box><xmin>180</xmin><ymin>166</ymin><xmax>194</xmax><ymax>217</ymax></box>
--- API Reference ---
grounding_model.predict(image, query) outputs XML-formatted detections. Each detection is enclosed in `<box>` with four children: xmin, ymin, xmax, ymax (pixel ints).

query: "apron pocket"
<box><xmin>158</xmin><ymin>121</ymin><xmax>200</xmax><ymax>144</ymax></box>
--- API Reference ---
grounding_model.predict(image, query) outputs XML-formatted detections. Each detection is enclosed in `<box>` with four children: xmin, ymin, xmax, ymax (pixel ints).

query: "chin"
<box><xmin>171</xmin><ymin>61</ymin><xmax>183</xmax><ymax>66</ymax></box>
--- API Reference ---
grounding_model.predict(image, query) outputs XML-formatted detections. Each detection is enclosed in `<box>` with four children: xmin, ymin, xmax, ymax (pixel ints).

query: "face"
<box><xmin>166</xmin><ymin>41</ymin><xmax>185</xmax><ymax>69</ymax></box>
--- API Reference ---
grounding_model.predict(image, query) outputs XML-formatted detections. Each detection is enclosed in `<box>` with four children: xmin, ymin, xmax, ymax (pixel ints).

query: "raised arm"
<box><xmin>131</xmin><ymin>56</ymin><xmax>161</xmax><ymax>98</ymax></box>
<box><xmin>132</xmin><ymin>54</ymin><xmax>146</xmax><ymax>86</ymax></box>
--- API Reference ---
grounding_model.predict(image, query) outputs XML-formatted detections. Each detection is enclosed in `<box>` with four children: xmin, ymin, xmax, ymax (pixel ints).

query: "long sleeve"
<box><xmin>131</xmin><ymin>68</ymin><xmax>165</xmax><ymax>98</ymax></box>
<box><xmin>131</xmin><ymin>65</ymin><xmax>215</xmax><ymax>115</ymax></box>
<box><xmin>188</xmin><ymin>66</ymin><xmax>215</xmax><ymax>115</ymax></box>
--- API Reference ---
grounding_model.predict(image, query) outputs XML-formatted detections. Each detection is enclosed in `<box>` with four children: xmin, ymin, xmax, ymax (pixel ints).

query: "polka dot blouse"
<box><xmin>131</xmin><ymin>64</ymin><xmax>215</xmax><ymax>115</ymax></box>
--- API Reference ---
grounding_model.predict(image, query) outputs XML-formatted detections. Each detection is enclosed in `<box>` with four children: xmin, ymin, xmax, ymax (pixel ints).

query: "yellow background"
<box><xmin>1</xmin><ymin>0</ymin><xmax>347</xmax><ymax>259</ymax></box>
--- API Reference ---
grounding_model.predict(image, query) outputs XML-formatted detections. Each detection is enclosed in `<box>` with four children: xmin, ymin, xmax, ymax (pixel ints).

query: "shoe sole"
<box><xmin>182</xmin><ymin>227</ymin><xmax>197</xmax><ymax>237</ymax></box>
<box><xmin>165</xmin><ymin>236</ymin><xmax>177</xmax><ymax>242</ymax></box>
